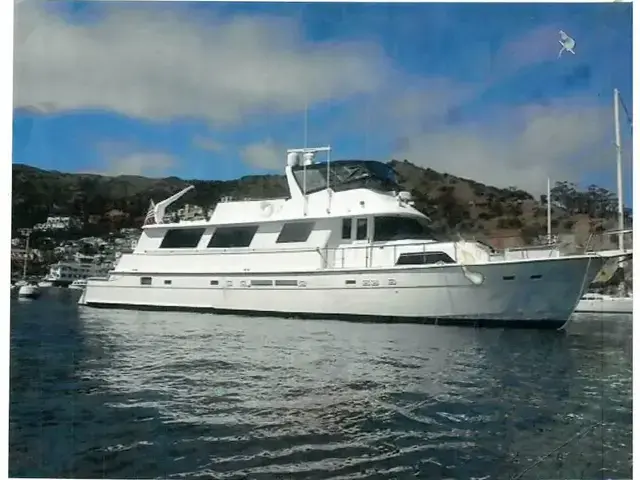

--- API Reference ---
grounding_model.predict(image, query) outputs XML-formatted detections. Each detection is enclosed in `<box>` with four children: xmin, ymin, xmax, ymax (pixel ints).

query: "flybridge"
<box><xmin>143</xmin><ymin>145</ymin><xmax>417</xmax><ymax>227</ymax></box>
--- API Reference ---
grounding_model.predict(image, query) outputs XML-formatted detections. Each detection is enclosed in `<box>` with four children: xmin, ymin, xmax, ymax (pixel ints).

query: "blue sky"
<box><xmin>12</xmin><ymin>1</ymin><xmax>633</xmax><ymax>202</ymax></box>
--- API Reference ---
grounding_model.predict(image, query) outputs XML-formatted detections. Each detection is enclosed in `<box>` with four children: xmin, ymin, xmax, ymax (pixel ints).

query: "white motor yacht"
<box><xmin>42</xmin><ymin>260</ymin><xmax>112</xmax><ymax>287</ymax></box>
<box><xmin>79</xmin><ymin>146</ymin><xmax>613</xmax><ymax>329</ymax></box>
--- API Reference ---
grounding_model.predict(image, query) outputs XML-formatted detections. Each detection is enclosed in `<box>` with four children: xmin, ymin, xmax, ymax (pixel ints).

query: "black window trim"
<box><xmin>395</xmin><ymin>251</ymin><xmax>456</xmax><ymax>266</ymax></box>
<box><xmin>373</xmin><ymin>215</ymin><xmax>436</xmax><ymax>243</ymax></box>
<box><xmin>355</xmin><ymin>217</ymin><xmax>368</xmax><ymax>241</ymax></box>
<box><xmin>207</xmin><ymin>225</ymin><xmax>259</xmax><ymax>248</ymax></box>
<box><xmin>159</xmin><ymin>227</ymin><xmax>206</xmax><ymax>249</ymax></box>
<box><xmin>276</xmin><ymin>221</ymin><xmax>315</xmax><ymax>244</ymax></box>
<box><xmin>341</xmin><ymin>218</ymin><xmax>352</xmax><ymax>240</ymax></box>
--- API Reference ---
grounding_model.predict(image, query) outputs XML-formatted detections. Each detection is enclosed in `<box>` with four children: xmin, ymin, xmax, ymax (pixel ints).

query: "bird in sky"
<box><xmin>558</xmin><ymin>30</ymin><xmax>576</xmax><ymax>58</ymax></box>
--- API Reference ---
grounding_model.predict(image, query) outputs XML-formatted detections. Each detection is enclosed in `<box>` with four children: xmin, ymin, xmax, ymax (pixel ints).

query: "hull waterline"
<box><xmin>80</xmin><ymin>255</ymin><xmax>604</xmax><ymax>329</ymax></box>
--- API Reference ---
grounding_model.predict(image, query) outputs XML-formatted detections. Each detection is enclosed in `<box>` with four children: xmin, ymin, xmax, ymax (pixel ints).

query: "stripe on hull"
<box><xmin>82</xmin><ymin>301</ymin><xmax>568</xmax><ymax>330</ymax></box>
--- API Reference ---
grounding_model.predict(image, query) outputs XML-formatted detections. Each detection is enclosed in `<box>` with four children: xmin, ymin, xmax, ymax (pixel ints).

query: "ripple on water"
<box><xmin>9</xmin><ymin>300</ymin><xmax>633</xmax><ymax>479</ymax></box>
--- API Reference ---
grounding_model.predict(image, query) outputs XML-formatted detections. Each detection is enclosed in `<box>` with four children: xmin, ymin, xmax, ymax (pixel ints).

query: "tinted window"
<box><xmin>291</xmin><ymin>160</ymin><xmax>401</xmax><ymax>195</ymax></box>
<box><xmin>208</xmin><ymin>226</ymin><xmax>258</xmax><ymax>248</ymax></box>
<box><xmin>277</xmin><ymin>222</ymin><xmax>314</xmax><ymax>243</ymax></box>
<box><xmin>396</xmin><ymin>252</ymin><xmax>455</xmax><ymax>265</ymax></box>
<box><xmin>293</xmin><ymin>168</ymin><xmax>326</xmax><ymax>194</ymax></box>
<box><xmin>159</xmin><ymin>228</ymin><xmax>205</xmax><ymax>248</ymax></box>
<box><xmin>341</xmin><ymin>218</ymin><xmax>351</xmax><ymax>239</ymax></box>
<box><xmin>140</xmin><ymin>276</ymin><xmax>152</xmax><ymax>285</ymax></box>
<box><xmin>374</xmin><ymin>216</ymin><xmax>434</xmax><ymax>242</ymax></box>
<box><xmin>356</xmin><ymin>218</ymin><xmax>368</xmax><ymax>240</ymax></box>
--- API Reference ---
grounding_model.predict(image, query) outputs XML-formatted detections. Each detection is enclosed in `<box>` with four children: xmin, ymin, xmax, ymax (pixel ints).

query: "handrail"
<box><xmin>140</xmin><ymin>240</ymin><xmax>446</xmax><ymax>256</ymax></box>
<box><xmin>134</xmin><ymin>234</ymin><xmax>625</xmax><ymax>263</ymax></box>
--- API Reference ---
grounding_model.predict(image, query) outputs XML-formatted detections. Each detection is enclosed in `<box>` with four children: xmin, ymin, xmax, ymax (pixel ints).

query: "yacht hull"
<box><xmin>80</xmin><ymin>255</ymin><xmax>603</xmax><ymax>329</ymax></box>
<box><xmin>574</xmin><ymin>296</ymin><xmax>633</xmax><ymax>314</ymax></box>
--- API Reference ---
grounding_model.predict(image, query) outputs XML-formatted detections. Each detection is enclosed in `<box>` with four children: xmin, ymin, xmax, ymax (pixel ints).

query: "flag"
<box><xmin>143</xmin><ymin>200</ymin><xmax>156</xmax><ymax>226</ymax></box>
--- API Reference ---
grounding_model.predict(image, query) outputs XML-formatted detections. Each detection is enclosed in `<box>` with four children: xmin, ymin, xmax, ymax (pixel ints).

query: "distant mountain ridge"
<box><xmin>11</xmin><ymin>161</ymin><xmax>629</xmax><ymax>246</ymax></box>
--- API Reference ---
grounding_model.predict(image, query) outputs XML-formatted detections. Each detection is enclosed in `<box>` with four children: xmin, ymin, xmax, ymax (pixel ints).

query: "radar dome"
<box><xmin>286</xmin><ymin>152</ymin><xmax>300</xmax><ymax>167</ymax></box>
<box><xmin>302</xmin><ymin>152</ymin><xmax>315</xmax><ymax>166</ymax></box>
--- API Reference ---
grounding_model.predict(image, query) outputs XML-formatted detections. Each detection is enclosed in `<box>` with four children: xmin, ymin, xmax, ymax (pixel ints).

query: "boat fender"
<box><xmin>260</xmin><ymin>202</ymin><xmax>274</xmax><ymax>217</ymax></box>
<box><xmin>461</xmin><ymin>265</ymin><xmax>484</xmax><ymax>285</ymax></box>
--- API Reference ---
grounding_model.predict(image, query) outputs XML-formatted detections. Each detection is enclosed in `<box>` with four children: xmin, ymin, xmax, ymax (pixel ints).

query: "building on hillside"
<box><xmin>33</xmin><ymin>215</ymin><xmax>81</xmax><ymax>232</ymax></box>
<box><xmin>87</xmin><ymin>214</ymin><xmax>102</xmax><ymax>225</ymax></box>
<box><xmin>106</xmin><ymin>209</ymin><xmax>129</xmax><ymax>221</ymax></box>
<box><xmin>176</xmin><ymin>204</ymin><xmax>207</xmax><ymax>221</ymax></box>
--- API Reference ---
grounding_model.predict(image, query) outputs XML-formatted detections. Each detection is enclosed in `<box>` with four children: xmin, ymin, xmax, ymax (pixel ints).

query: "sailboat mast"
<box><xmin>613</xmin><ymin>88</ymin><xmax>624</xmax><ymax>252</ymax></box>
<box><xmin>22</xmin><ymin>231</ymin><xmax>30</xmax><ymax>279</ymax></box>
<box><xmin>546</xmin><ymin>177</ymin><xmax>552</xmax><ymax>244</ymax></box>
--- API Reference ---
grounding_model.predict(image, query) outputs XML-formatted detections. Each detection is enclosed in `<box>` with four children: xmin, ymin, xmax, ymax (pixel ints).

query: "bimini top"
<box><xmin>290</xmin><ymin>159</ymin><xmax>401</xmax><ymax>195</ymax></box>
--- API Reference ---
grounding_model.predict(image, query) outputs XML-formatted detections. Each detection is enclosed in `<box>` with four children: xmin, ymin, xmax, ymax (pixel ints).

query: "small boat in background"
<box><xmin>69</xmin><ymin>279</ymin><xmax>88</xmax><ymax>290</ymax></box>
<box><xmin>575</xmin><ymin>292</ymin><xmax>633</xmax><ymax>314</ymax></box>
<box><xmin>16</xmin><ymin>230</ymin><xmax>42</xmax><ymax>300</ymax></box>
<box><xmin>18</xmin><ymin>283</ymin><xmax>42</xmax><ymax>299</ymax></box>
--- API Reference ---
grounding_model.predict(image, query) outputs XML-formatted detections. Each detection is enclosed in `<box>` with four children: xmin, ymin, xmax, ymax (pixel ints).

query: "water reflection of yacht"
<box><xmin>80</xmin><ymin>146</ymin><xmax>611</xmax><ymax>329</ymax></box>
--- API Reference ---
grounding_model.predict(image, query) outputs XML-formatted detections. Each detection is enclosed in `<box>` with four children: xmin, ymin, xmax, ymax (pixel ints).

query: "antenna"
<box><xmin>303</xmin><ymin>93</ymin><xmax>308</xmax><ymax>199</ymax></box>
<box><xmin>547</xmin><ymin>177</ymin><xmax>552</xmax><ymax>244</ymax></box>
<box><xmin>304</xmin><ymin>93</ymin><xmax>308</xmax><ymax>149</ymax></box>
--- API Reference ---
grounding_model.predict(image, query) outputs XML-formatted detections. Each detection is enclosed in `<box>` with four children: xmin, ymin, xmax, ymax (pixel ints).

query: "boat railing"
<box><xmin>135</xmin><ymin>236</ymin><xmax>615</xmax><ymax>271</ymax></box>
<box><xmin>140</xmin><ymin>240</ymin><xmax>470</xmax><ymax>270</ymax></box>
<box><xmin>584</xmin><ymin>228</ymin><xmax>633</xmax><ymax>254</ymax></box>
<box><xmin>218</xmin><ymin>195</ymin><xmax>289</xmax><ymax>203</ymax></box>
<box><xmin>140</xmin><ymin>240</ymin><xmax>441</xmax><ymax>256</ymax></box>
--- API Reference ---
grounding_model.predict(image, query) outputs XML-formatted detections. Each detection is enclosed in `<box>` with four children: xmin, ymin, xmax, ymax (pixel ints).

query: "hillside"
<box><xmin>11</xmin><ymin>160</ymin><xmax>630</xmax><ymax>246</ymax></box>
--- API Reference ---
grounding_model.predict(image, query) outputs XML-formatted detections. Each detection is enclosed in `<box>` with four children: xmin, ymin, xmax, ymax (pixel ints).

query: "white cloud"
<box><xmin>92</xmin><ymin>142</ymin><xmax>176</xmax><ymax>176</ymax></box>
<box><xmin>240</xmin><ymin>139</ymin><xmax>283</xmax><ymax>170</ymax></box>
<box><xmin>192</xmin><ymin>135</ymin><xmax>225</xmax><ymax>153</ymax></box>
<box><xmin>391</xmin><ymin>99</ymin><xmax>612</xmax><ymax>194</ymax></box>
<box><xmin>14</xmin><ymin>2</ymin><xmax>384</xmax><ymax>124</ymax></box>
<box><xmin>103</xmin><ymin>152</ymin><xmax>176</xmax><ymax>177</ymax></box>
<box><xmin>13</xmin><ymin>3</ymin><xmax>630</xmax><ymax>194</ymax></box>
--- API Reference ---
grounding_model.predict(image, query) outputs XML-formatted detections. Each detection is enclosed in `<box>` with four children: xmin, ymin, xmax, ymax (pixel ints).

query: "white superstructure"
<box><xmin>80</xmin><ymin>146</ymin><xmax>611</xmax><ymax>328</ymax></box>
<box><xmin>44</xmin><ymin>259</ymin><xmax>112</xmax><ymax>287</ymax></box>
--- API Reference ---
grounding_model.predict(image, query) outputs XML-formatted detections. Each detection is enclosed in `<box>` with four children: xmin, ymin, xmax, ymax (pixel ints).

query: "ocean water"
<box><xmin>10</xmin><ymin>293</ymin><xmax>632</xmax><ymax>479</ymax></box>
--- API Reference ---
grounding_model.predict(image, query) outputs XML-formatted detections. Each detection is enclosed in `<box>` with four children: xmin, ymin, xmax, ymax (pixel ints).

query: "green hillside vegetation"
<box><xmin>11</xmin><ymin>160</ymin><xmax>631</xmax><ymax>245</ymax></box>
